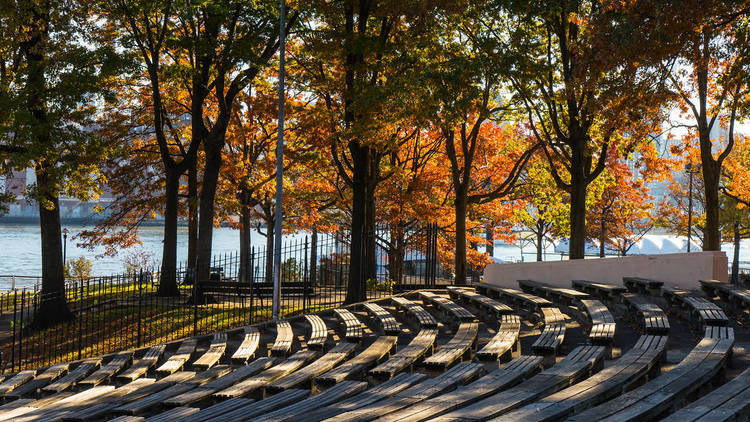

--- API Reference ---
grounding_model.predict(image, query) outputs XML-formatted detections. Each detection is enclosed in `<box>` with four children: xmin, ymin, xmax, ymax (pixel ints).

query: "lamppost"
<box><xmin>62</xmin><ymin>228</ymin><xmax>69</xmax><ymax>264</ymax></box>
<box><xmin>685</xmin><ymin>163</ymin><xmax>693</xmax><ymax>253</ymax></box>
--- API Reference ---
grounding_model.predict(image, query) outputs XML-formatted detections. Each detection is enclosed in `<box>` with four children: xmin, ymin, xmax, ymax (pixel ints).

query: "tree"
<box><xmin>496</xmin><ymin>0</ymin><xmax>682</xmax><ymax>259</ymax></box>
<box><xmin>297</xmin><ymin>0</ymin><xmax>439</xmax><ymax>302</ymax></box>
<box><xmin>666</xmin><ymin>1</ymin><xmax>750</xmax><ymax>250</ymax></box>
<box><xmin>1</xmin><ymin>0</ymin><xmax>121</xmax><ymax>326</ymax></box>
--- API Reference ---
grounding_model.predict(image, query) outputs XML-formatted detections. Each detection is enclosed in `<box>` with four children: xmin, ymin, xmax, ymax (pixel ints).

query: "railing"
<box><xmin>0</xmin><ymin>224</ymin><xmax>447</xmax><ymax>372</ymax></box>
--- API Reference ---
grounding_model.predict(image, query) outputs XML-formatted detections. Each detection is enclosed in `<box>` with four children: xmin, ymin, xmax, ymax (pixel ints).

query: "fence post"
<box><xmin>11</xmin><ymin>290</ymin><xmax>17</xmax><ymax>372</ymax></box>
<box><xmin>77</xmin><ymin>282</ymin><xmax>83</xmax><ymax>360</ymax></box>
<box><xmin>193</xmin><ymin>259</ymin><xmax>198</xmax><ymax>337</ymax></box>
<box><xmin>137</xmin><ymin>269</ymin><xmax>143</xmax><ymax>348</ymax></box>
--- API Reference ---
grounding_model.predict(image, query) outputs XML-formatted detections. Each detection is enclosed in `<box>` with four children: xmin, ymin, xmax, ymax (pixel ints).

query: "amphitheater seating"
<box><xmin>434</xmin><ymin>345</ymin><xmax>605</xmax><ymax>421</ymax></box>
<box><xmin>266</xmin><ymin>342</ymin><xmax>357</xmax><ymax>392</ymax></box>
<box><xmin>5</xmin><ymin>362</ymin><xmax>69</xmax><ymax>398</ymax></box>
<box><xmin>623</xmin><ymin>276</ymin><xmax>664</xmax><ymax>296</ymax></box>
<box><xmin>155</xmin><ymin>339</ymin><xmax>197</xmax><ymax>375</ymax></box>
<box><xmin>567</xmin><ymin>326</ymin><xmax>734</xmax><ymax>421</ymax></box>
<box><xmin>580</xmin><ymin>299</ymin><xmax>616</xmax><ymax>346</ymax></box>
<box><xmin>622</xmin><ymin>293</ymin><xmax>670</xmax><ymax>334</ymax></box>
<box><xmin>661</xmin><ymin>364</ymin><xmax>750</xmax><ymax>422</ymax></box>
<box><xmin>305</xmin><ymin>315</ymin><xmax>330</xmax><ymax>350</ymax></box>
<box><xmin>230</xmin><ymin>326</ymin><xmax>260</xmax><ymax>364</ymax></box>
<box><xmin>270</xmin><ymin>320</ymin><xmax>294</xmax><ymax>356</ymax></box>
<box><xmin>334</xmin><ymin>308</ymin><xmax>364</xmax><ymax>342</ymax></box>
<box><xmin>663</xmin><ymin>286</ymin><xmax>729</xmax><ymax>328</ymax></box>
<box><xmin>531</xmin><ymin>307</ymin><xmax>566</xmax><ymax>358</ymax></box>
<box><xmin>362</xmin><ymin>303</ymin><xmax>401</xmax><ymax>336</ymax></box>
<box><xmin>117</xmin><ymin>344</ymin><xmax>166</xmax><ymax>382</ymax></box>
<box><xmin>572</xmin><ymin>280</ymin><xmax>627</xmax><ymax>301</ymax></box>
<box><xmin>377</xmin><ymin>355</ymin><xmax>542</xmax><ymax>422</ymax></box>
<box><xmin>475</xmin><ymin>314</ymin><xmax>520</xmax><ymax>361</ymax></box>
<box><xmin>700</xmin><ymin>279</ymin><xmax>750</xmax><ymax>317</ymax></box>
<box><xmin>330</xmin><ymin>362</ymin><xmax>484</xmax><ymax>422</ymax></box>
<box><xmin>214</xmin><ymin>350</ymin><xmax>318</xmax><ymax>398</ymax></box>
<box><xmin>78</xmin><ymin>351</ymin><xmax>132</xmax><ymax>387</ymax></box>
<box><xmin>391</xmin><ymin>297</ymin><xmax>438</xmax><ymax>328</ymax></box>
<box><xmin>315</xmin><ymin>335</ymin><xmax>397</xmax><ymax>386</ymax></box>
<box><xmin>7</xmin><ymin>285</ymin><xmax>750</xmax><ymax>422</ymax></box>
<box><xmin>446</xmin><ymin>286</ymin><xmax>513</xmax><ymax>319</ymax></box>
<box><xmin>192</xmin><ymin>332</ymin><xmax>227</xmax><ymax>370</ymax></box>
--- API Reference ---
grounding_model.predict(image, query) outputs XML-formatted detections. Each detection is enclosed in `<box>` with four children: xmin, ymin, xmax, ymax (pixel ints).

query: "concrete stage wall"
<box><xmin>483</xmin><ymin>251</ymin><xmax>727</xmax><ymax>290</ymax></box>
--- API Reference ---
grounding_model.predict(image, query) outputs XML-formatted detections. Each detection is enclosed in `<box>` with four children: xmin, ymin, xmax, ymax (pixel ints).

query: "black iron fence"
<box><xmin>0</xmin><ymin>224</ymin><xmax>449</xmax><ymax>372</ymax></box>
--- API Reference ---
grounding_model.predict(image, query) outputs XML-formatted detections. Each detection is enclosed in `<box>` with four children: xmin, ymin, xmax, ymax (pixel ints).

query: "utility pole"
<box><xmin>272</xmin><ymin>0</ymin><xmax>286</xmax><ymax>321</ymax></box>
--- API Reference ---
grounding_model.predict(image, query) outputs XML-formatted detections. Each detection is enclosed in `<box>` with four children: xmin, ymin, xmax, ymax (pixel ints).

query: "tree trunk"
<box><xmin>265</xmin><ymin>216</ymin><xmax>275</xmax><ymax>285</ymax></box>
<box><xmin>486</xmin><ymin>226</ymin><xmax>494</xmax><ymax>259</ymax></box>
<box><xmin>454</xmin><ymin>192</ymin><xmax>468</xmax><ymax>285</ymax></box>
<box><xmin>21</xmin><ymin>1</ymin><xmax>72</xmax><ymax>326</ymax></box>
<box><xmin>35</xmin><ymin>166</ymin><xmax>73</xmax><ymax>326</ymax></box>
<box><xmin>536</xmin><ymin>221</ymin><xmax>544</xmax><ymax>262</ymax></box>
<box><xmin>569</xmin><ymin>153</ymin><xmax>587</xmax><ymax>259</ymax></box>
<box><xmin>599</xmin><ymin>219</ymin><xmax>606</xmax><ymax>258</ymax></box>
<box><xmin>196</xmin><ymin>143</ymin><xmax>223</xmax><ymax>282</ymax></box>
<box><xmin>388</xmin><ymin>226</ymin><xmax>405</xmax><ymax>287</ymax></box>
<box><xmin>187</xmin><ymin>161</ymin><xmax>198</xmax><ymax>276</ymax></box>
<box><xmin>732</xmin><ymin>221</ymin><xmax>740</xmax><ymax>285</ymax></box>
<box><xmin>701</xmin><ymin>160</ymin><xmax>721</xmax><ymax>251</ymax></box>
<box><xmin>238</xmin><ymin>190</ymin><xmax>252</xmax><ymax>283</ymax></box>
<box><xmin>157</xmin><ymin>168</ymin><xmax>180</xmax><ymax>296</ymax></box>
<box><xmin>310</xmin><ymin>227</ymin><xmax>318</xmax><ymax>286</ymax></box>
<box><xmin>346</xmin><ymin>166</ymin><xmax>367</xmax><ymax>304</ymax></box>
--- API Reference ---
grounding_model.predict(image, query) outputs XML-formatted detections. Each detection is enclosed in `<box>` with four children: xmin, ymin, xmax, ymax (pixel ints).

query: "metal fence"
<box><xmin>0</xmin><ymin>224</ymin><xmax>448</xmax><ymax>372</ymax></box>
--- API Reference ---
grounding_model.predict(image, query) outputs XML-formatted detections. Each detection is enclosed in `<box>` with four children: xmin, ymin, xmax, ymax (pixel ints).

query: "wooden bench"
<box><xmin>270</xmin><ymin>320</ymin><xmax>294</xmax><ymax>357</ymax></box>
<box><xmin>332</xmin><ymin>362</ymin><xmax>485</xmax><ymax>422</ymax></box>
<box><xmin>140</xmin><ymin>406</ymin><xmax>199</xmax><ymax>421</ymax></box>
<box><xmin>572</xmin><ymin>280</ymin><xmax>627</xmax><ymax>302</ymax></box>
<box><xmin>0</xmin><ymin>369</ymin><xmax>37</xmax><ymax>395</ymax></box>
<box><xmin>623</xmin><ymin>276</ymin><xmax>664</xmax><ymax>296</ymax></box>
<box><xmin>193</xmin><ymin>332</ymin><xmax>227</xmax><ymax>370</ymax></box>
<box><xmin>315</xmin><ymin>336</ymin><xmax>397</xmax><ymax>387</ymax></box>
<box><xmin>155</xmin><ymin>339</ymin><xmax>197</xmax><ymax>375</ymax></box>
<box><xmin>518</xmin><ymin>280</ymin><xmax>590</xmax><ymax>306</ymax></box>
<box><xmin>44</xmin><ymin>378</ymin><xmax>156</xmax><ymax>421</ymax></box>
<box><xmin>531</xmin><ymin>307</ymin><xmax>566</xmax><ymax>360</ymax></box>
<box><xmin>362</xmin><ymin>303</ymin><xmax>401</xmax><ymax>336</ymax></box>
<box><xmin>303</xmin><ymin>372</ymin><xmax>427</xmax><ymax>421</ymax></box>
<box><xmin>21</xmin><ymin>384</ymin><xmax>115</xmax><ymax>420</ymax></box>
<box><xmin>42</xmin><ymin>357</ymin><xmax>101</xmax><ymax>393</ymax></box>
<box><xmin>117</xmin><ymin>344</ymin><xmax>167</xmax><ymax>382</ymax></box>
<box><xmin>418</xmin><ymin>291</ymin><xmax>476</xmax><ymax>323</ymax></box>
<box><xmin>266</xmin><ymin>342</ymin><xmax>357</xmax><ymax>392</ymax></box>
<box><xmin>5</xmin><ymin>362</ymin><xmax>68</xmax><ymax>398</ymax></box>
<box><xmin>164</xmin><ymin>357</ymin><xmax>274</xmax><ymax>406</ymax></box>
<box><xmin>567</xmin><ymin>326</ymin><xmax>735</xmax><ymax>422</ymax></box>
<box><xmin>434</xmin><ymin>345</ymin><xmax>605</xmax><ymax>421</ymax></box>
<box><xmin>215</xmin><ymin>350</ymin><xmax>318</xmax><ymax>398</ymax></box>
<box><xmin>334</xmin><ymin>308</ymin><xmax>364</xmax><ymax>342</ymax></box>
<box><xmin>493</xmin><ymin>287</ymin><xmax>554</xmax><ymax>312</ymax></box>
<box><xmin>391</xmin><ymin>297</ymin><xmax>438</xmax><ymax>328</ymax></box>
<box><xmin>369</xmin><ymin>328</ymin><xmax>439</xmax><ymax>379</ymax></box>
<box><xmin>622</xmin><ymin>293</ymin><xmax>671</xmax><ymax>334</ymax></box>
<box><xmin>175</xmin><ymin>397</ymin><xmax>255</xmax><ymax>422</ymax></box>
<box><xmin>305</xmin><ymin>315</ymin><xmax>329</xmax><ymax>350</ymax></box>
<box><xmin>251</xmin><ymin>380</ymin><xmax>368</xmax><ymax>422</ymax></box>
<box><xmin>662</xmin><ymin>286</ymin><xmax>729</xmax><ymax>328</ymax></box>
<box><xmin>580</xmin><ymin>299</ymin><xmax>616</xmax><ymax>346</ymax></box>
<box><xmin>231</xmin><ymin>327</ymin><xmax>261</xmax><ymax>364</ymax></box>
<box><xmin>700</xmin><ymin>279</ymin><xmax>750</xmax><ymax>317</ymax></box>
<box><xmin>112</xmin><ymin>366</ymin><xmax>231</xmax><ymax>416</ymax></box>
<box><xmin>661</xmin><ymin>364</ymin><xmax>750</xmax><ymax>422</ymax></box>
<box><xmin>497</xmin><ymin>334</ymin><xmax>668</xmax><ymax>422</ymax></box>
<box><xmin>78</xmin><ymin>351</ymin><xmax>132</xmax><ymax>387</ymax></box>
<box><xmin>423</xmin><ymin>322</ymin><xmax>478</xmax><ymax>369</ymax></box>
<box><xmin>476</xmin><ymin>314</ymin><xmax>521</xmax><ymax>361</ymax></box>
<box><xmin>205</xmin><ymin>388</ymin><xmax>310</xmax><ymax>421</ymax></box>
<box><xmin>378</xmin><ymin>355</ymin><xmax>542</xmax><ymax>422</ymax></box>
<box><xmin>446</xmin><ymin>287</ymin><xmax>513</xmax><ymax>320</ymax></box>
